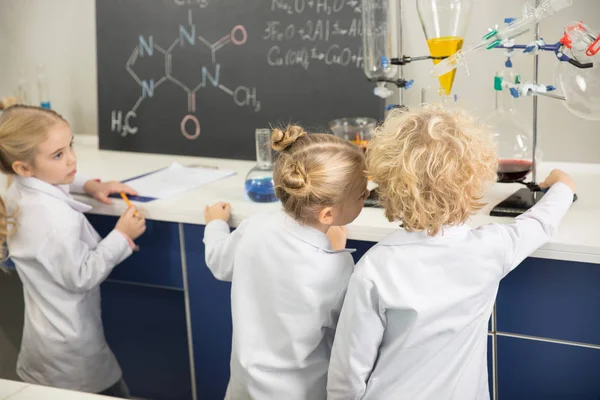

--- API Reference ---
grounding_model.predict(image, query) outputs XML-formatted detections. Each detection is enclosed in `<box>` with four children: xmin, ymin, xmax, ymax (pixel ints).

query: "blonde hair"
<box><xmin>367</xmin><ymin>104</ymin><xmax>498</xmax><ymax>236</ymax></box>
<box><xmin>272</xmin><ymin>125</ymin><xmax>365</xmax><ymax>224</ymax></box>
<box><xmin>0</xmin><ymin>105</ymin><xmax>67</xmax><ymax>263</ymax></box>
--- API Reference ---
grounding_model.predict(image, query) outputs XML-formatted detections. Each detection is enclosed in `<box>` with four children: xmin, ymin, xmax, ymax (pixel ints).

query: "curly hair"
<box><xmin>366</xmin><ymin>104</ymin><xmax>498</xmax><ymax>236</ymax></box>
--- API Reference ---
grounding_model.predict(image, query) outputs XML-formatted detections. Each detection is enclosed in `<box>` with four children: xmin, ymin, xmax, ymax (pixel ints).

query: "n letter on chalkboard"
<box><xmin>97</xmin><ymin>0</ymin><xmax>382</xmax><ymax>160</ymax></box>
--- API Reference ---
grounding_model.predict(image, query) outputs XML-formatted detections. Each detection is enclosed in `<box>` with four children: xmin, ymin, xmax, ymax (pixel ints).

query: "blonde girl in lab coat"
<box><xmin>203</xmin><ymin>125</ymin><xmax>370</xmax><ymax>400</ymax></box>
<box><xmin>327</xmin><ymin>104</ymin><xmax>576</xmax><ymax>400</ymax></box>
<box><xmin>0</xmin><ymin>105</ymin><xmax>146</xmax><ymax>398</ymax></box>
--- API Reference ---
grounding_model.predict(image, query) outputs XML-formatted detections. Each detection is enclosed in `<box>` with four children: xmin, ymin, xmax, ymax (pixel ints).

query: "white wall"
<box><xmin>0</xmin><ymin>0</ymin><xmax>97</xmax><ymax>135</ymax></box>
<box><xmin>0</xmin><ymin>0</ymin><xmax>598</xmax><ymax>162</ymax></box>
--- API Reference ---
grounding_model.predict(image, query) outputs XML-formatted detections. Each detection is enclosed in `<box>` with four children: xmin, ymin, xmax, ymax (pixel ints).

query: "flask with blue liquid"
<box><xmin>244</xmin><ymin>129</ymin><xmax>278</xmax><ymax>203</ymax></box>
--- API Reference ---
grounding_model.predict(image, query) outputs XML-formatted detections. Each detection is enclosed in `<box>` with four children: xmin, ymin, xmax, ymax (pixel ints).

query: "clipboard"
<box><xmin>108</xmin><ymin>167</ymin><xmax>166</xmax><ymax>202</ymax></box>
<box><xmin>109</xmin><ymin>163</ymin><xmax>235</xmax><ymax>202</ymax></box>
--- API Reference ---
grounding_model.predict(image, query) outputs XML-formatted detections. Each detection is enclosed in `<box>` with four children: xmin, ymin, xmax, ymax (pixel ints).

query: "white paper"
<box><xmin>125</xmin><ymin>162</ymin><xmax>236</xmax><ymax>199</ymax></box>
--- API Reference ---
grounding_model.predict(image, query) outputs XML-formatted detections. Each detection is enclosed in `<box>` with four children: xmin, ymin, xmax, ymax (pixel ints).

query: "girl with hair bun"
<box><xmin>202</xmin><ymin>124</ymin><xmax>369</xmax><ymax>400</ymax></box>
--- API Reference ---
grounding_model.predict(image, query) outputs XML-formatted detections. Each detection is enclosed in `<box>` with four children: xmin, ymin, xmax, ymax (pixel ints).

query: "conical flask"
<box><xmin>417</xmin><ymin>0</ymin><xmax>473</xmax><ymax>95</ymax></box>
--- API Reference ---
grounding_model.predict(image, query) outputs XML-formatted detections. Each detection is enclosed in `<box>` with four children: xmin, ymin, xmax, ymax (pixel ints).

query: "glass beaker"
<box><xmin>485</xmin><ymin>72</ymin><xmax>533</xmax><ymax>183</ymax></box>
<box><xmin>417</xmin><ymin>0</ymin><xmax>473</xmax><ymax>96</ymax></box>
<box><xmin>362</xmin><ymin>0</ymin><xmax>402</xmax><ymax>81</ymax></box>
<box><xmin>329</xmin><ymin>117</ymin><xmax>377</xmax><ymax>153</ymax></box>
<box><xmin>244</xmin><ymin>129</ymin><xmax>278</xmax><ymax>203</ymax></box>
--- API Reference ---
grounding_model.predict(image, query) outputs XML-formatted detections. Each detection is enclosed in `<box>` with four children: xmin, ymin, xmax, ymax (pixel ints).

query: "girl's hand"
<box><xmin>205</xmin><ymin>202</ymin><xmax>231</xmax><ymax>223</ymax></box>
<box><xmin>84</xmin><ymin>180</ymin><xmax>138</xmax><ymax>205</ymax></box>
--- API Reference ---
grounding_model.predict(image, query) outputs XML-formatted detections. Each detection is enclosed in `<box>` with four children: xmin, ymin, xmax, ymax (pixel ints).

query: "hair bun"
<box><xmin>280</xmin><ymin>160</ymin><xmax>311</xmax><ymax>196</ymax></box>
<box><xmin>272</xmin><ymin>125</ymin><xmax>308</xmax><ymax>152</ymax></box>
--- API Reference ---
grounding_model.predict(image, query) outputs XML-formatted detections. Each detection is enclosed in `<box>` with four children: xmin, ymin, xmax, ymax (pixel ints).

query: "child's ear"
<box><xmin>318</xmin><ymin>207</ymin><xmax>335</xmax><ymax>226</ymax></box>
<box><xmin>12</xmin><ymin>161</ymin><xmax>33</xmax><ymax>177</ymax></box>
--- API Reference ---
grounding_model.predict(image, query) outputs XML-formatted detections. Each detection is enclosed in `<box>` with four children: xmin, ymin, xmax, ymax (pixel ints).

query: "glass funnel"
<box><xmin>245</xmin><ymin>129</ymin><xmax>278</xmax><ymax>203</ymax></box>
<box><xmin>417</xmin><ymin>0</ymin><xmax>473</xmax><ymax>96</ymax></box>
<box><xmin>329</xmin><ymin>117</ymin><xmax>377</xmax><ymax>153</ymax></box>
<box><xmin>485</xmin><ymin>72</ymin><xmax>533</xmax><ymax>183</ymax></box>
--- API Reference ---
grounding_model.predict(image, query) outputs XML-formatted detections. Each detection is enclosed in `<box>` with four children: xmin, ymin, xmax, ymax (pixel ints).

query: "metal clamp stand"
<box><xmin>364</xmin><ymin>0</ymin><xmax>406</xmax><ymax>208</ymax></box>
<box><xmin>490</xmin><ymin>0</ymin><xmax>577</xmax><ymax>217</ymax></box>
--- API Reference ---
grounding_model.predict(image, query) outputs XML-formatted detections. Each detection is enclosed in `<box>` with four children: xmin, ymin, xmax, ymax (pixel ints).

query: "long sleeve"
<box><xmin>35</xmin><ymin>227</ymin><xmax>132</xmax><ymax>293</ymax></box>
<box><xmin>203</xmin><ymin>219</ymin><xmax>246</xmax><ymax>282</ymax></box>
<box><xmin>69</xmin><ymin>174</ymin><xmax>91</xmax><ymax>194</ymax></box>
<box><xmin>327</xmin><ymin>274</ymin><xmax>386</xmax><ymax>400</ymax></box>
<box><xmin>499</xmin><ymin>182</ymin><xmax>574</xmax><ymax>276</ymax></box>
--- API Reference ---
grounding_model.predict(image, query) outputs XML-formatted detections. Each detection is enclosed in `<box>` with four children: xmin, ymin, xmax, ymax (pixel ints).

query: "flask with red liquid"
<box><xmin>485</xmin><ymin>71</ymin><xmax>534</xmax><ymax>183</ymax></box>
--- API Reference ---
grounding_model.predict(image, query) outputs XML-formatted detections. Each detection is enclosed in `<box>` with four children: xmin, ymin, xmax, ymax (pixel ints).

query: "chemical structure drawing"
<box><xmin>110</xmin><ymin>8</ymin><xmax>261</xmax><ymax>140</ymax></box>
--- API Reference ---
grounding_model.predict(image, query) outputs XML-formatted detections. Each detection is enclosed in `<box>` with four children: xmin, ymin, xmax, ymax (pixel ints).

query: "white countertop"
<box><xmin>0</xmin><ymin>379</ymin><xmax>113</xmax><ymax>399</ymax></box>
<box><xmin>6</xmin><ymin>135</ymin><xmax>600</xmax><ymax>264</ymax></box>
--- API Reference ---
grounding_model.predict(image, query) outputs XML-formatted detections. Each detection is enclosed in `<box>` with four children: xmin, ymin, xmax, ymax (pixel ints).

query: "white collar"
<box><xmin>378</xmin><ymin>224</ymin><xmax>470</xmax><ymax>247</ymax></box>
<box><xmin>16</xmin><ymin>176</ymin><xmax>92</xmax><ymax>213</ymax></box>
<box><xmin>280</xmin><ymin>211</ymin><xmax>355</xmax><ymax>254</ymax></box>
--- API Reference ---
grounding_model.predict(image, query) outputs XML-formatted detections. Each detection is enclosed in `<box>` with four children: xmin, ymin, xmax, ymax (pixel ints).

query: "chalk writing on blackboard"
<box><xmin>110</xmin><ymin>5</ymin><xmax>261</xmax><ymax>140</ymax></box>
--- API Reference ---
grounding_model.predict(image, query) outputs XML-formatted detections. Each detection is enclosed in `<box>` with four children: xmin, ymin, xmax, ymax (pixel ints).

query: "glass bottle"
<box><xmin>362</xmin><ymin>0</ymin><xmax>402</xmax><ymax>81</ymax></box>
<box><xmin>485</xmin><ymin>72</ymin><xmax>533</xmax><ymax>183</ymax></box>
<box><xmin>244</xmin><ymin>129</ymin><xmax>278</xmax><ymax>203</ymax></box>
<box><xmin>37</xmin><ymin>64</ymin><xmax>51</xmax><ymax>109</ymax></box>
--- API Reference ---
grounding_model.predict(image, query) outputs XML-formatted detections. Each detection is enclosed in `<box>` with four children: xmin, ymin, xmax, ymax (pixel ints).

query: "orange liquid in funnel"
<box><xmin>349</xmin><ymin>134</ymin><xmax>368</xmax><ymax>152</ymax></box>
<box><xmin>427</xmin><ymin>37</ymin><xmax>464</xmax><ymax>95</ymax></box>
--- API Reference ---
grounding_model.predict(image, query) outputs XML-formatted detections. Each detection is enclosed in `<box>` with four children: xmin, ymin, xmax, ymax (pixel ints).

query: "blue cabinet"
<box><xmin>87</xmin><ymin>215</ymin><xmax>183</xmax><ymax>289</ymax></box>
<box><xmin>184</xmin><ymin>224</ymin><xmax>233</xmax><ymax>399</ymax></box>
<box><xmin>497</xmin><ymin>258</ymin><xmax>600</xmax><ymax>344</ymax></box>
<box><xmin>101</xmin><ymin>281</ymin><xmax>193</xmax><ymax>400</ymax></box>
<box><xmin>497</xmin><ymin>335</ymin><xmax>600</xmax><ymax>399</ymax></box>
<box><xmin>347</xmin><ymin>239</ymin><xmax>375</xmax><ymax>263</ymax></box>
<box><xmin>80</xmin><ymin>213</ymin><xmax>600</xmax><ymax>400</ymax></box>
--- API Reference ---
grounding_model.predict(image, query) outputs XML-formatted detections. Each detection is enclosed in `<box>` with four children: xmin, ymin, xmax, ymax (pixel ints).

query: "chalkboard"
<box><xmin>96</xmin><ymin>0</ymin><xmax>384</xmax><ymax>160</ymax></box>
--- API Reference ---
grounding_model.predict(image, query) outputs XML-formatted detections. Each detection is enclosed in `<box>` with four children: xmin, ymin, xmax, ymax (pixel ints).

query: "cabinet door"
<box><xmin>101</xmin><ymin>282</ymin><xmax>193</xmax><ymax>400</ymax></box>
<box><xmin>183</xmin><ymin>224</ymin><xmax>233</xmax><ymax>399</ymax></box>
<box><xmin>497</xmin><ymin>335</ymin><xmax>600</xmax><ymax>400</ymax></box>
<box><xmin>497</xmin><ymin>258</ymin><xmax>600</xmax><ymax>344</ymax></box>
<box><xmin>87</xmin><ymin>215</ymin><xmax>183</xmax><ymax>289</ymax></box>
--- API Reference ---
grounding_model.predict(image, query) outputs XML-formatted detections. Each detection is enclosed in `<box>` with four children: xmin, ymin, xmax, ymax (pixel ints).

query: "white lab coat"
<box><xmin>327</xmin><ymin>183</ymin><xmax>574</xmax><ymax>400</ymax></box>
<box><xmin>6</xmin><ymin>176</ymin><xmax>132</xmax><ymax>393</ymax></box>
<box><xmin>203</xmin><ymin>210</ymin><xmax>355</xmax><ymax>400</ymax></box>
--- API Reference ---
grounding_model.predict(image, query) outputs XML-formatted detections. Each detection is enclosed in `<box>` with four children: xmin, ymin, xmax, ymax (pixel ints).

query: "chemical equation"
<box><xmin>267</xmin><ymin>45</ymin><xmax>363</xmax><ymax>70</ymax></box>
<box><xmin>111</xmin><ymin>1</ymin><xmax>261</xmax><ymax>140</ymax></box>
<box><xmin>173</xmin><ymin>0</ymin><xmax>209</xmax><ymax>7</ymax></box>
<box><xmin>270</xmin><ymin>0</ymin><xmax>361</xmax><ymax>15</ymax></box>
<box><xmin>263</xmin><ymin>19</ymin><xmax>362</xmax><ymax>42</ymax></box>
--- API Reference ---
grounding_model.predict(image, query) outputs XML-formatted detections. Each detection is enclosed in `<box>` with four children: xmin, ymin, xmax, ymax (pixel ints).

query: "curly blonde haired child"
<box><xmin>367</xmin><ymin>104</ymin><xmax>498</xmax><ymax>234</ymax></box>
<box><xmin>327</xmin><ymin>104</ymin><xmax>575</xmax><ymax>400</ymax></box>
